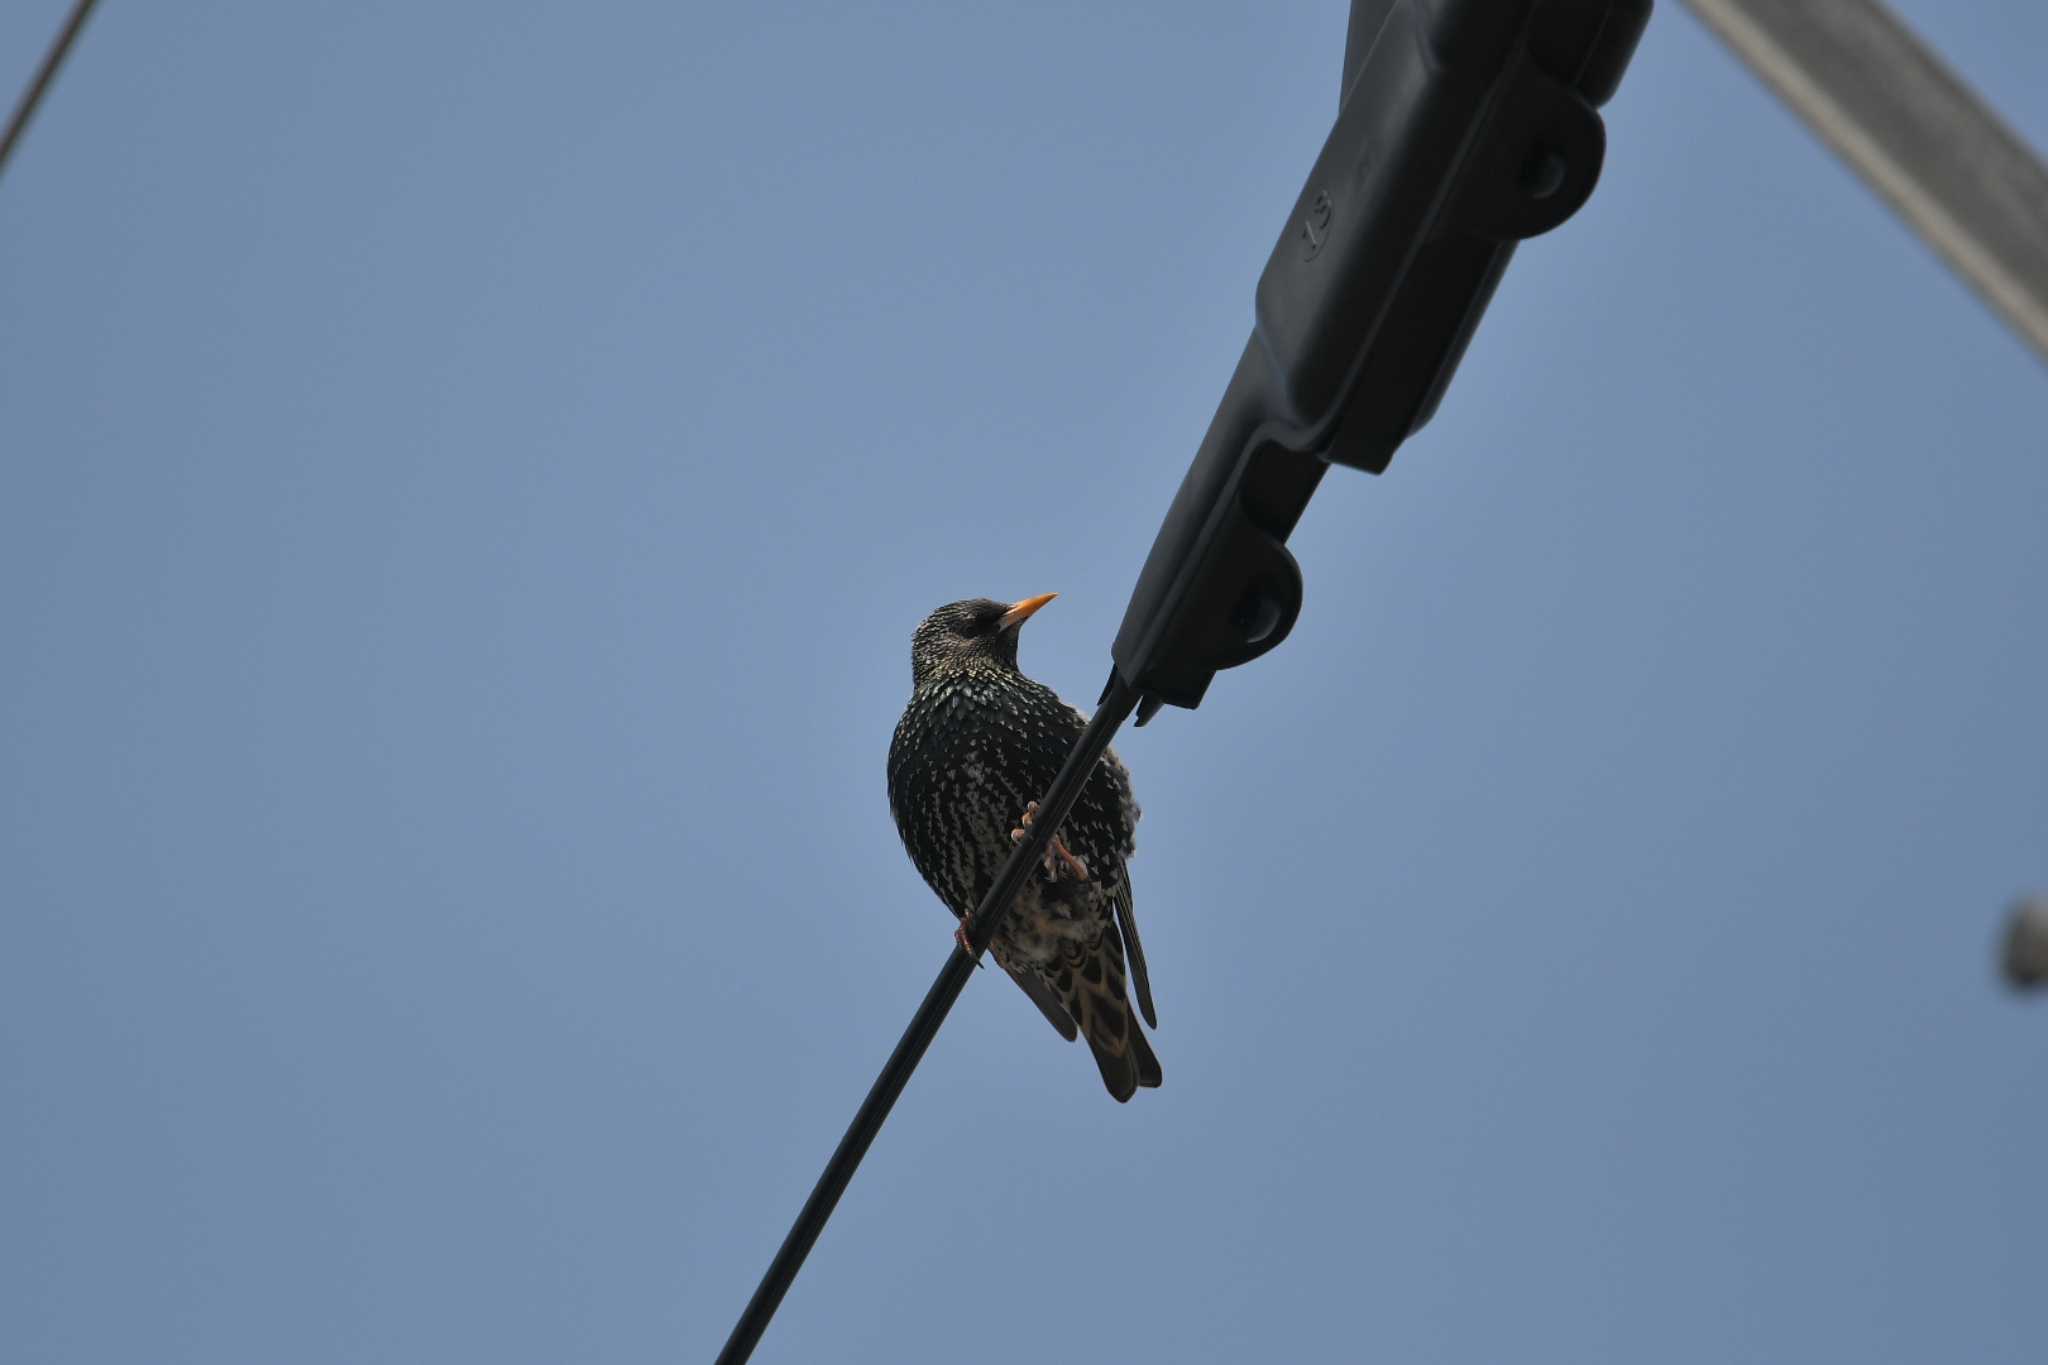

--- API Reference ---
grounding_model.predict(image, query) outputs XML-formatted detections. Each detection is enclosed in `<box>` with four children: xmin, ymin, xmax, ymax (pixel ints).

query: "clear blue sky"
<box><xmin>4</xmin><ymin>3</ymin><xmax>2045</xmax><ymax>1361</ymax></box>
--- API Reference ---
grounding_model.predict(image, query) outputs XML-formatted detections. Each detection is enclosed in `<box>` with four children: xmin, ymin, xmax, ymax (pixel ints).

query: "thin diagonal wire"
<box><xmin>714</xmin><ymin>671</ymin><xmax>1142</xmax><ymax>1365</ymax></box>
<box><xmin>0</xmin><ymin>0</ymin><xmax>101</xmax><ymax>178</ymax></box>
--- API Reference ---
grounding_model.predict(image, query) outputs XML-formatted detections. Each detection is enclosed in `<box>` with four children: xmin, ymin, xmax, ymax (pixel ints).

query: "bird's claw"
<box><xmin>1051</xmin><ymin>840</ymin><xmax>1089</xmax><ymax>882</ymax></box>
<box><xmin>1010</xmin><ymin>800</ymin><xmax>1090</xmax><ymax>882</ymax></box>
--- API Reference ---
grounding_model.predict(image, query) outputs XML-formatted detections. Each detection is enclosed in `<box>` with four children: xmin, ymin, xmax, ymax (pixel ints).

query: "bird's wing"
<box><xmin>1002</xmin><ymin>961</ymin><xmax>1079</xmax><ymax>1040</ymax></box>
<box><xmin>1085</xmin><ymin>742</ymin><xmax>1154</xmax><ymax>1029</ymax></box>
<box><xmin>1113</xmin><ymin>871</ymin><xmax>1157</xmax><ymax>1029</ymax></box>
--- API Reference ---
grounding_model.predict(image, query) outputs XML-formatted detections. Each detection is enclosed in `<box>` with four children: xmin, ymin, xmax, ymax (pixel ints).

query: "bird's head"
<box><xmin>909</xmin><ymin>594</ymin><xmax>1056</xmax><ymax>686</ymax></box>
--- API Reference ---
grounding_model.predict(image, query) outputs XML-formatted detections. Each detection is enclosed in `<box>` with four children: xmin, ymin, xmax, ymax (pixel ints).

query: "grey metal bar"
<box><xmin>1683</xmin><ymin>0</ymin><xmax>2048</xmax><ymax>365</ymax></box>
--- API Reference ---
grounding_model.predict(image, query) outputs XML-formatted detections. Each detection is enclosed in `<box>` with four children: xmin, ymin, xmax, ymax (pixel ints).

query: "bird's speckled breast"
<box><xmin>886</xmin><ymin>669</ymin><xmax>1136</xmax><ymax>954</ymax></box>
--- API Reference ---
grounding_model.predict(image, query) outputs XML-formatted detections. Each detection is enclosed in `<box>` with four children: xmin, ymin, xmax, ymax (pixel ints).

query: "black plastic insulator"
<box><xmin>1110</xmin><ymin>0</ymin><xmax>1651</xmax><ymax>722</ymax></box>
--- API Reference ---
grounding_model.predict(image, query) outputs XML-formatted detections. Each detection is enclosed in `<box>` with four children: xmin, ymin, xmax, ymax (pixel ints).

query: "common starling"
<box><xmin>887</xmin><ymin>594</ymin><xmax>1161</xmax><ymax>1101</ymax></box>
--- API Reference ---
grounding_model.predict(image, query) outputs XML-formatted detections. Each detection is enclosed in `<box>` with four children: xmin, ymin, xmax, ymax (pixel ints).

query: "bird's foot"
<box><xmin>1010</xmin><ymin>801</ymin><xmax>1090</xmax><ymax>882</ymax></box>
<box><xmin>955</xmin><ymin>918</ymin><xmax>984</xmax><ymax>967</ymax></box>
<box><xmin>1050</xmin><ymin>837</ymin><xmax>1088</xmax><ymax>882</ymax></box>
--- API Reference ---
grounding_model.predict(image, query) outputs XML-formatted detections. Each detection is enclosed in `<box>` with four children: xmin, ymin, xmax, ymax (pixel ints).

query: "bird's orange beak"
<box><xmin>997</xmin><ymin>592</ymin><xmax>1057</xmax><ymax>629</ymax></box>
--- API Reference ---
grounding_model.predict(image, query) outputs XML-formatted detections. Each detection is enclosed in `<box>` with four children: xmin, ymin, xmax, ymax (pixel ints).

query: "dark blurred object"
<box><xmin>1110</xmin><ymin>0</ymin><xmax>1653</xmax><ymax>723</ymax></box>
<box><xmin>2001</xmin><ymin>895</ymin><xmax>2048</xmax><ymax>991</ymax></box>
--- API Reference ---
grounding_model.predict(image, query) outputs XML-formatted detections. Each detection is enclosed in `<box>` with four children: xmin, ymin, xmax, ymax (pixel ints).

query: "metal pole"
<box><xmin>1682</xmin><ymin>0</ymin><xmax>2048</xmax><ymax>365</ymax></box>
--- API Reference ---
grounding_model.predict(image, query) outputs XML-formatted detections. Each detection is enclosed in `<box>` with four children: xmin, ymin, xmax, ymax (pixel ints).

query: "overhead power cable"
<box><xmin>715</xmin><ymin>679</ymin><xmax>1141</xmax><ymax>1365</ymax></box>
<box><xmin>0</xmin><ymin>0</ymin><xmax>102</xmax><ymax>180</ymax></box>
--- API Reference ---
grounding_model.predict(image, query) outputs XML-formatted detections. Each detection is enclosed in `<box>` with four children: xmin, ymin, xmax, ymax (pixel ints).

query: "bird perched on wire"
<box><xmin>887</xmin><ymin>594</ymin><xmax>1160</xmax><ymax>1101</ymax></box>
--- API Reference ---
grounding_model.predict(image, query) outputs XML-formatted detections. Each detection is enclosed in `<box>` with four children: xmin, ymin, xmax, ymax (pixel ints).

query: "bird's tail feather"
<box><xmin>1058</xmin><ymin>926</ymin><xmax>1162</xmax><ymax>1103</ymax></box>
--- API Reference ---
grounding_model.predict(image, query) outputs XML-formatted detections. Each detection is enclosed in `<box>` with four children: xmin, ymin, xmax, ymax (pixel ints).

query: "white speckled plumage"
<box><xmin>887</xmin><ymin>597</ymin><xmax>1160</xmax><ymax>1101</ymax></box>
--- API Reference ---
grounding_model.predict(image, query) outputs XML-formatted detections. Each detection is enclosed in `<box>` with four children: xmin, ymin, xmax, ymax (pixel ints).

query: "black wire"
<box><xmin>0</xmin><ymin>0</ymin><xmax>101</xmax><ymax>179</ymax></box>
<box><xmin>715</xmin><ymin>670</ymin><xmax>1143</xmax><ymax>1365</ymax></box>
